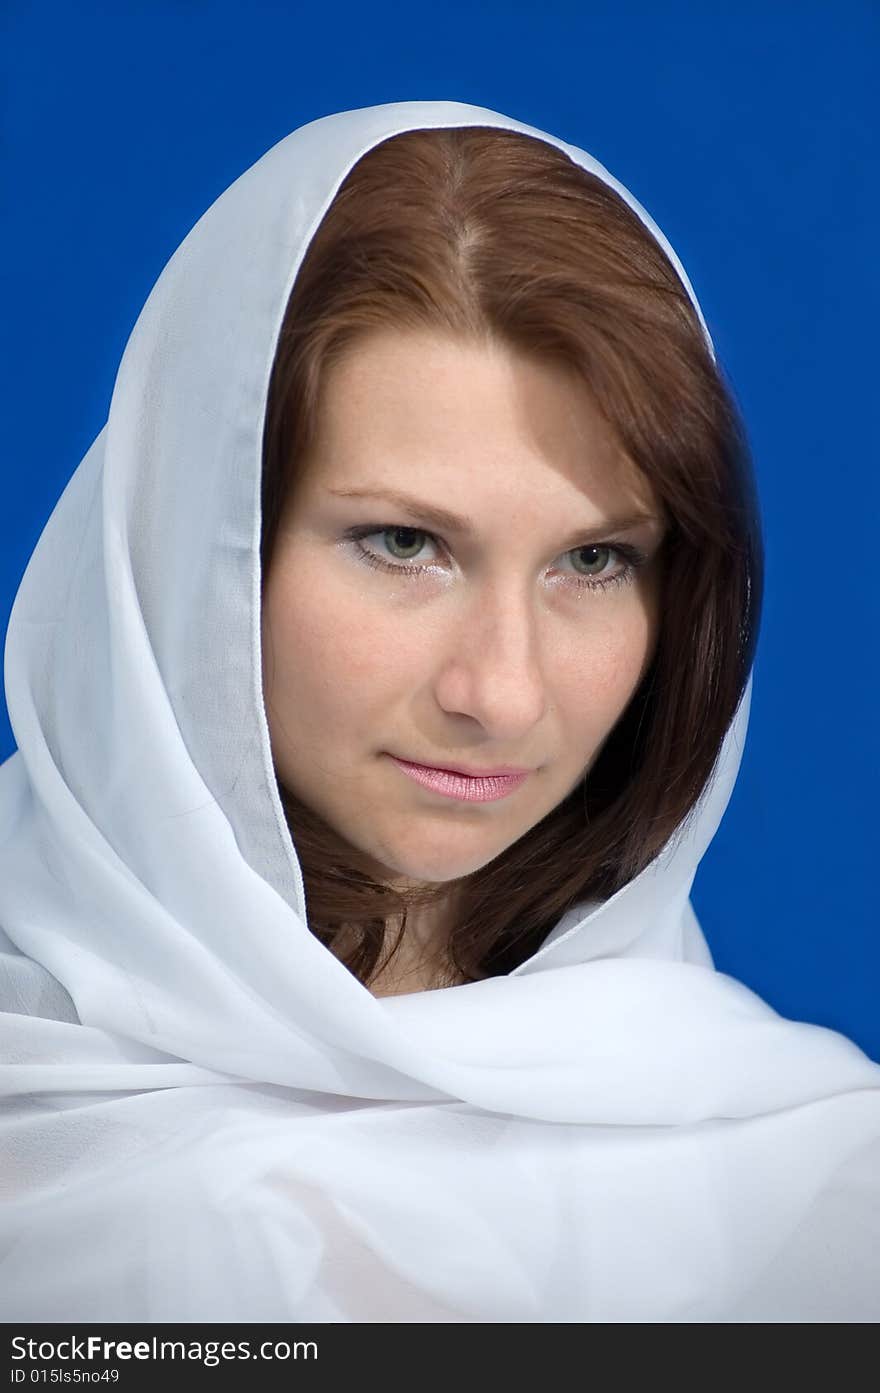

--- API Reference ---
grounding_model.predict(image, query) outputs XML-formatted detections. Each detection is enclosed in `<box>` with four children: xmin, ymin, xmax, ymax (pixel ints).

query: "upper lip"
<box><xmin>391</xmin><ymin>756</ymin><xmax>533</xmax><ymax>778</ymax></box>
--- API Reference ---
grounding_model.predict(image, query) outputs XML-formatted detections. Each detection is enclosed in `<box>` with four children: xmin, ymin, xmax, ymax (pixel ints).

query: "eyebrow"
<box><xmin>327</xmin><ymin>487</ymin><xmax>663</xmax><ymax>548</ymax></box>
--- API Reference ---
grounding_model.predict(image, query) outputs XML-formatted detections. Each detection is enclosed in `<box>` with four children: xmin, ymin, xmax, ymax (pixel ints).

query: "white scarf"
<box><xmin>2</xmin><ymin>100</ymin><xmax>878</xmax><ymax>1323</ymax></box>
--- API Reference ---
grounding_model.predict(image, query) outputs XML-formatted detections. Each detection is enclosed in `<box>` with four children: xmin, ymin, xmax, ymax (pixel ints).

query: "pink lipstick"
<box><xmin>388</xmin><ymin>756</ymin><xmax>529</xmax><ymax>803</ymax></box>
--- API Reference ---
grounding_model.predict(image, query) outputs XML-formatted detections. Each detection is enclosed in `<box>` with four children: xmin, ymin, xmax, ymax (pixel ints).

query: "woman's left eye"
<box><xmin>346</xmin><ymin>525</ymin><xmax>645</xmax><ymax>591</ymax></box>
<box><xmin>565</xmin><ymin>544</ymin><xmax>616</xmax><ymax>577</ymax></box>
<box><xmin>555</xmin><ymin>543</ymin><xmax>640</xmax><ymax>589</ymax></box>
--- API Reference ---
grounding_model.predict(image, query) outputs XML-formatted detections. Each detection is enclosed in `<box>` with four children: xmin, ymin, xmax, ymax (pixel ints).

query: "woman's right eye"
<box><xmin>378</xmin><ymin>526</ymin><xmax>432</xmax><ymax>561</ymax></box>
<box><xmin>346</xmin><ymin>525</ymin><xmax>444</xmax><ymax>574</ymax></box>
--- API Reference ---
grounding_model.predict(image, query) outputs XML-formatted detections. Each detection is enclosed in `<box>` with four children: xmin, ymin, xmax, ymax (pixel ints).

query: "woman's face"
<box><xmin>261</xmin><ymin>329</ymin><xmax>667</xmax><ymax>886</ymax></box>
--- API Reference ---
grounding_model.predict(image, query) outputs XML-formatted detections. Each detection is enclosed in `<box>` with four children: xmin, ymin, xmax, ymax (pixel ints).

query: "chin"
<box><xmin>365</xmin><ymin>831</ymin><xmax>509</xmax><ymax>885</ymax></box>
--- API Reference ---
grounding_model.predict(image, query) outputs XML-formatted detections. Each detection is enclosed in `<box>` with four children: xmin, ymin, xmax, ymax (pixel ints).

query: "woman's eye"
<box><xmin>381</xmin><ymin>526</ymin><xmax>431</xmax><ymax>561</ymax></box>
<box><xmin>567</xmin><ymin>544</ymin><xmax>614</xmax><ymax>577</ymax></box>
<box><xmin>348</xmin><ymin>525</ymin><xmax>443</xmax><ymax>573</ymax></box>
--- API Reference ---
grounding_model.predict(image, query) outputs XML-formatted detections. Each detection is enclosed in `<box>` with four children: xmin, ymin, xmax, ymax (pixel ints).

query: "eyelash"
<box><xmin>344</xmin><ymin>525</ymin><xmax>649</xmax><ymax>594</ymax></box>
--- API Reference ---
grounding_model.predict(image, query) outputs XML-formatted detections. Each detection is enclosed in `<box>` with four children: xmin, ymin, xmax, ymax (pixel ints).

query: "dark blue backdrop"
<box><xmin>2</xmin><ymin>1</ymin><xmax>877</xmax><ymax>1058</ymax></box>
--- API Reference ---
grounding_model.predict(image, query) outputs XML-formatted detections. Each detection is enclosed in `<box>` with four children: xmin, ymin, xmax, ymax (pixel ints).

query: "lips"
<box><xmin>388</xmin><ymin>755</ymin><xmax>531</xmax><ymax>804</ymax></box>
<box><xmin>398</xmin><ymin>757</ymin><xmax>529</xmax><ymax>780</ymax></box>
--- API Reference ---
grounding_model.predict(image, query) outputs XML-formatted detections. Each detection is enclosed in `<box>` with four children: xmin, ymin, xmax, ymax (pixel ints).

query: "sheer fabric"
<box><xmin>1</xmin><ymin>100</ymin><xmax>878</xmax><ymax>1322</ymax></box>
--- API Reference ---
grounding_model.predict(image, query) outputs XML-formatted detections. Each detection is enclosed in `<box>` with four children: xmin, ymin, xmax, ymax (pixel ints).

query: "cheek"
<box><xmin>261</xmin><ymin>558</ymin><xmax>415</xmax><ymax>730</ymax></box>
<box><xmin>554</xmin><ymin>596</ymin><xmax>657</xmax><ymax>741</ymax></box>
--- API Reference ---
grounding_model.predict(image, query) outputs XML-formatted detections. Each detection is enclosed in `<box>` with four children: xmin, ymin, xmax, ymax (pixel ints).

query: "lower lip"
<box><xmin>388</xmin><ymin>757</ymin><xmax>529</xmax><ymax>803</ymax></box>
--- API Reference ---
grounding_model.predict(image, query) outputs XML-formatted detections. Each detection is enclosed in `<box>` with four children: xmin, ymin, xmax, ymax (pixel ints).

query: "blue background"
<box><xmin>2</xmin><ymin>1</ymin><xmax>877</xmax><ymax>1059</ymax></box>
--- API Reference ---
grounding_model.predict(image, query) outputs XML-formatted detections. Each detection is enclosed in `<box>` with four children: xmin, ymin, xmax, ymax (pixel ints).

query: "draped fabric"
<box><xmin>1</xmin><ymin>100</ymin><xmax>878</xmax><ymax>1323</ymax></box>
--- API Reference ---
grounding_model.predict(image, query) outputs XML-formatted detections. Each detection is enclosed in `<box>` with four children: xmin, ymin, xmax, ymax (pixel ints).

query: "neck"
<box><xmin>369</xmin><ymin>888</ymin><xmax>461</xmax><ymax>996</ymax></box>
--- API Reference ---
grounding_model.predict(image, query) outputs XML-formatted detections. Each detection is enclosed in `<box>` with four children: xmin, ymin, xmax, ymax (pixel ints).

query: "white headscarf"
<box><xmin>2</xmin><ymin>100</ymin><xmax>878</xmax><ymax>1323</ymax></box>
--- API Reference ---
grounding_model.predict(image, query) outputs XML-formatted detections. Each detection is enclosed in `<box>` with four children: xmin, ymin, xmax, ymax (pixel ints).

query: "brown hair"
<box><xmin>260</xmin><ymin>126</ymin><xmax>763</xmax><ymax>989</ymax></box>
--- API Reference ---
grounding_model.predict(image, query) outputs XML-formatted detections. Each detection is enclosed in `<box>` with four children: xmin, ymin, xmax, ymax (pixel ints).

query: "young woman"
<box><xmin>1</xmin><ymin>100</ymin><xmax>878</xmax><ymax>1322</ymax></box>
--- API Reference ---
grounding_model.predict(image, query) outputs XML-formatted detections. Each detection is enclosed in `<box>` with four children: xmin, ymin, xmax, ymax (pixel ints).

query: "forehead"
<box><xmin>293</xmin><ymin>328</ymin><xmax>659</xmax><ymax>514</ymax></box>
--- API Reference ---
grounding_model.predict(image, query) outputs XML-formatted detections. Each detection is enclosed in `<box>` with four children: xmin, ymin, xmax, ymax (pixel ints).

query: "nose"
<box><xmin>432</xmin><ymin>579</ymin><xmax>549</xmax><ymax>740</ymax></box>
